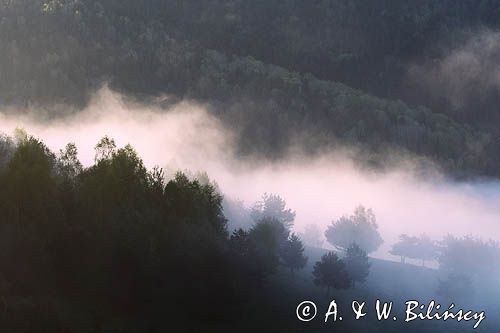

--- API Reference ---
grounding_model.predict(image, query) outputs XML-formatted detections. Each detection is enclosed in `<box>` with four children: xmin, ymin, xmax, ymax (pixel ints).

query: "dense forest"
<box><xmin>2</xmin><ymin>1</ymin><xmax>500</xmax><ymax>331</ymax></box>
<box><xmin>3</xmin><ymin>1</ymin><xmax>500</xmax><ymax>176</ymax></box>
<box><xmin>0</xmin><ymin>133</ymin><xmax>498</xmax><ymax>332</ymax></box>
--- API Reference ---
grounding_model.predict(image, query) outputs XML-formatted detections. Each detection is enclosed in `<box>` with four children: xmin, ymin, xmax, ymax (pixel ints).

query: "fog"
<box><xmin>410</xmin><ymin>29</ymin><xmax>500</xmax><ymax>109</ymax></box>
<box><xmin>1</xmin><ymin>88</ymin><xmax>499</xmax><ymax>260</ymax></box>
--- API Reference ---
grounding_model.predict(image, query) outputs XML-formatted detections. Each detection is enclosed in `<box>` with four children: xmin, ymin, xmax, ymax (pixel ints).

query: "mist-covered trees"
<box><xmin>390</xmin><ymin>234</ymin><xmax>438</xmax><ymax>266</ymax></box>
<box><xmin>325</xmin><ymin>206</ymin><xmax>383</xmax><ymax>253</ymax></box>
<box><xmin>438</xmin><ymin>235</ymin><xmax>500</xmax><ymax>277</ymax></box>
<box><xmin>223</xmin><ymin>198</ymin><xmax>252</xmax><ymax>231</ymax></box>
<box><xmin>390</xmin><ymin>234</ymin><xmax>417</xmax><ymax>264</ymax></box>
<box><xmin>344</xmin><ymin>243</ymin><xmax>370</xmax><ymax>288</ymax></box>
<box><xmin>435</xmin><ymin>235</ymin><xmax>500</xmax><ymax>301</ymax></box>
<box><xmin>251</xmin><ymin>193</ymin><xmax>296</xmax><ymax>230</ymax></box>
<box><xmin>312</xmin><ymin>252</ymin><xmax>350</xmax><ymax>295</ymax></box>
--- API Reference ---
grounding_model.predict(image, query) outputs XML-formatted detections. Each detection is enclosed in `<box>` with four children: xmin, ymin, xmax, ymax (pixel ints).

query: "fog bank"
<box><xmin>1</xmin><ymin>88</ymin><xmax>499</xmax><ymax>260</ymax></box>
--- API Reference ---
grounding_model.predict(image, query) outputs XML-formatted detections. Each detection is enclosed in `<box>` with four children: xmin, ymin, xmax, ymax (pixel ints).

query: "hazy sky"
<box><xmin>1</xmin><ymin>88</ymin><xmax>499</xmax><ymax>260</ymax></box>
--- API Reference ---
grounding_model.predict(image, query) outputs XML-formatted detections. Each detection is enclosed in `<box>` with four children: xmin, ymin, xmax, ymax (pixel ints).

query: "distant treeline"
<box><xmin>3</xmin><ymin>1</ymin><xmax>500</xmax><ymax>176</ymax></box>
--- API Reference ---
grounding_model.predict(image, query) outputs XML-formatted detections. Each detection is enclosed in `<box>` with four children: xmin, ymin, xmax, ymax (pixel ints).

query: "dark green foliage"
<box><xmin>344</xmin><ymin>243</ymin><xmax>370</xmax><ymax>288</ymax></box>
<box><xmin>0</xmin><ymin>135</ymin><xmax>278</xmax><ymax>331</ymax></box>
<box><xmin>325</xmin><ymin>206</ymin><xmax>383</xmax><ymax>253</ymax></box>
<box><xmin>164</xmin><ymin>172</ymin><xmax>228</xmax><ymax>236</ymax></box>
<box><xmin>2</xmin><ymin>1</ymin><xmax>500</xmax><ymax>176</ymax></box>
<box><xmin>312</xmin><ymin>251</ymin><xmax>351</xmax><ymax>294</ymax></box>
<box><xmin>247</xmin><ymin>217</ymin><xmax>289</xmax><ymax>276</ymax></box>
<box><xmin>281</xmin><ymin>233</ymin><xmax>308</xmax><ymax>274</ymax></box>
<box><xmin>0</xmin><ymin>134</ymin><xmax>13</xmax><ymax>171</ymax></box>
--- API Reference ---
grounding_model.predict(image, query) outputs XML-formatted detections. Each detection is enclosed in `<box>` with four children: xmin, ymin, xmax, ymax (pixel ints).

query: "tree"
<box><xmin>248</xmin><ymin>217</ymin><xmax>289</xmax><ymax>276</ymax></box>
<box><xmin>230</xmin><ymin>228</ymin><xmax>251</xmax><ymax>257</ymax></box>
<box><xmin>0</xmin><ymin>134</ymin><xmax>13</xmax><ymax>171</ymax></box>
<box><xmin>94</xmin><ymin>135</ymin><xmax>116</xmax><ymax>162</ymax></box>
<box><xmin>164</xmin><ymin>171</ymin><xmax>228</xmax><ymax>236</ymax></box>
<box><xmin>416</xmin><ymin>234</ymin><xmax>438</xmax><ymax>267</ymax></box>
<box><xmin>390</xmin><ymin>234</ymin><xmax>438</xmax><ymax>266</ymax></box>
<box><xmin>281</xmin><ymin>234</ymin><xmax>308</xmax><ymax>274</ymax></box>
<box><xmin>0</xmin><ymin>135</ymin><xmax>63</xmax><ymax>297</ymax></box>
<box><xmin>312</xmin><ymin>252</ymin><xmax>350</xmax><ymax>295</ymax></box>
<box><xmin>324</xmin><ymin>206</ymin><xmax>383</xmax><ymax>253</ymax></box>
<box><xmin>438</xmin><ymin>235</ymin><xmax>500</xmax><ymax>277</ymax></box>
<box><xmin>250</xmin><ymin>193</ymin><xmax>296</xmax><ymax>229</ymax></box>
<box><xmin>390</xmin><ymin>234</ymin><xmax>418</xmax><ymax>264</ymax></box>
<box><xmin>344</xmin><ymin>243</ymin><xmax>370</xmax><ymax>288</ymax></box>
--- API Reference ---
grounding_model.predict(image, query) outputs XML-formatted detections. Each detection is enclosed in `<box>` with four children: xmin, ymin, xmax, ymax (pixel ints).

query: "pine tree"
<box><xmin>312</xmin><ymin>252</ymin><xmax>350</xmax><ymax>295</ymax></box>
<box><xmin>344</xmin><ymin>243</ymin><xmax>370</xmax><ymax>288</ymax></box>
<box><xmin>281</xmin><ymin>234</ymin><xmax>308</xmax><ymax>274</ymax></box>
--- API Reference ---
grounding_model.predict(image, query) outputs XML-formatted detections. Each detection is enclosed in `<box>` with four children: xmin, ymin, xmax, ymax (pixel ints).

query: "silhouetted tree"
<box><xmin>325</xmin><ymin>206</ymin><xmax>383</xmax><ymax>253</ymax></box>
<box><xmin>230</xmin><ymin>228</ymin><xmax>251</xmax><ymax>256</ymax></box>
<box><xmin>281</xmin><ymin>234</ymin><xmax>308</xmax><ymax>274</ymax></box>
<box><xmin>248</xmin><ymin>217</ymin><xmax>289</xmax><ymax>276</ymax></box>
<box><xmin>229</xmin><ymin>228</ymin><xmax>264</xmax><ymax>282</ymax></box>
<box><xmin>312</xmin><ymin>252</ymin><xmax>350</xmax><ymax>295</ymax></box>
<box><xmin>0</xmin><ymin>133</ymin><xmax>13</xmax><ymax>171</ymax></box>
<box><xmin>344</xmin><ymin>243</ymin><xmax>370</xmax><ymax>288</ymax></box>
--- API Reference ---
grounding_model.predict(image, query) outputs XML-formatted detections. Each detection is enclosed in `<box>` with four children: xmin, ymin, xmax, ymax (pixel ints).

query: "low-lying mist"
<box><xmin>1</xmin><ymin>88</ymin><xmax>499</xmax><ymax>261</ymax></box>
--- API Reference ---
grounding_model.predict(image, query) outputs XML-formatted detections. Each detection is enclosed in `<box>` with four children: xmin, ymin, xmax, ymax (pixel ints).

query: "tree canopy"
<box><xmin>312</xmin><ymin>251</ymin><xmax>351</xmax><ymax>294</ymax></box>
<box><xmin>2</xmin><ymin>0</ymin><xmax>500</xmax><ymax>176</ymax></box>
<box><xmin>325</xmin><ymin>206</ymin><xmax>383</xmax><ymax>253</ymax></box>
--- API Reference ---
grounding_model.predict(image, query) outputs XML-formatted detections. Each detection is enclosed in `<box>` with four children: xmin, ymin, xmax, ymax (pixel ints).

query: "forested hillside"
<box><xmin>1</xmin><ymin>134</ymin><xmax>497</xmax><ymax>332</ymax></box>
<box><xmin>2</xmin><ymin>0</ymin><xmax>500</xmax><ymax>176</ymax></box>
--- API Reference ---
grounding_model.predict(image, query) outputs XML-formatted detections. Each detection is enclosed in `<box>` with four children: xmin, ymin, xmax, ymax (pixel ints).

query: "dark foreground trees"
<box><xmin>312</xmin><ymin>252</ymin><xmax>350</xmax><ymax>295</ymax></box>
<box><xmin>281</xmin><ymin>234</ymin><xmax>308</xmax><ymax>274</ymax></box>
<box><xmin>230</xmin><ymin>218</ymin><xmax>309</xmax><ymax>279</ymax></box>
<box><xmin>0</xmin><ymin>134</ymin><xmax>303</xmax><ymax>331</ymax></box>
